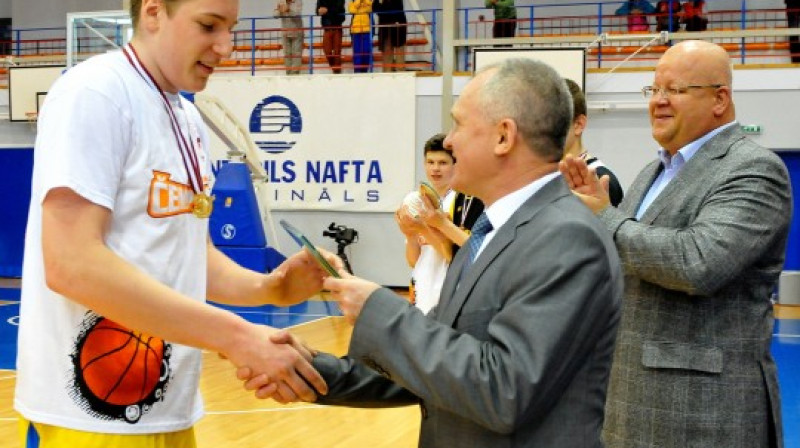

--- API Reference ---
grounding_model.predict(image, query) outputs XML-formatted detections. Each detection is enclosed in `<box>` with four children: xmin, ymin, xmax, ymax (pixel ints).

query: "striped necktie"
<box><xmin>461</xmin><ymin>212</ymin><xmax>493</xmax><ymax>278</ymax></box>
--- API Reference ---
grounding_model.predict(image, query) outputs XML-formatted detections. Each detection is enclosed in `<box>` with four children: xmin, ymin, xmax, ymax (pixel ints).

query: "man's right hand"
<box><xmin>236</xmin><ymin>330</ymin><xmax>322</xmax><ymax>403</ymax></box>
<box><xmin>318</xmin><ymin>6</ymin><xmax>328</xmax><ymax>14</ymax></box>
<box><xmin>559</xmin><ymin>154</ymin><xmax>612</xmax><ymax>214</ymax></box>
<box><xmin>224</xmin><ymin>324</ymin><xmax>327</xmax><ymax>404</ymax></box>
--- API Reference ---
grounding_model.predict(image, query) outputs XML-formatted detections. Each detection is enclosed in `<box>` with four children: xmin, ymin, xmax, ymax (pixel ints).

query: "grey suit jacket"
<box><xmin>598</xmin><ymin>125</ymin><xmax>791</xmax><ymax>448</ymax></box>
<box><xmin>314</xmin><ymin>177</ymin><xmax>623</xmax><ymax>447</ymax></box>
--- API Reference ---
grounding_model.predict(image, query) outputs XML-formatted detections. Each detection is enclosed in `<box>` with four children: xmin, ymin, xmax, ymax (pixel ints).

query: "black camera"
<box><xmin>323</xmin><ymin>222</ymin><xmax>358</xmax><ymax>246</ymax></box>
<box><xmin>323</xmin><ymin>223</ymin><xmax>358</xmax><ymax>274</ymax></box>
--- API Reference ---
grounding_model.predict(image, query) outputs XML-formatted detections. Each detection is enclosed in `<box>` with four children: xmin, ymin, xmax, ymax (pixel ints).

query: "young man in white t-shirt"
<box><xmin>395</xmin><ymin>134</ymin><xmax>482</xmax><ymax>314</ymax></box>
<box><xmin>395</xmin><ymin>134</ymin><xmax>457</xmax><ymax>313</ymax></box>
<box><xmin>14</xmin><ymin>0</ymin><xmax>334</xmax><ymax>446</ymax></box>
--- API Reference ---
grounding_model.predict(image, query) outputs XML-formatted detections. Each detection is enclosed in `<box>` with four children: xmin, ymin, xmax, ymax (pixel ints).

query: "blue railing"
<box><xmin>1</xmin><ymin>1</ymin><xmax>797</xmax><ymax>74</ymax></box>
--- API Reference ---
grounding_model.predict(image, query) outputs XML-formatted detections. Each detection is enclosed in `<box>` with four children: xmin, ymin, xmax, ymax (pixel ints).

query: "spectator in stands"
<box><xmin>485</xmin><ymin>0</ymin><xmax>516</xmax><ymax>38</ymax></box>
<box><xmin>787</xmin><ymin>0</ymin><xmax>800</xmax><ymax>63</ymax></box>
<box><xmin>317</xmin><ymin>0</ymin><xmax>346</xmax><ymax>73</ymax></box>
<box><xmin>563</xmin><ymin>79</ymin><xmax>624</xmax><ymax>206</ymax></box>
<box><xmin>349</xmin><ymin>0</ymin><xmax>373</xmax><ymax>72</ymax></box>
<box><xmin>374</xmin><ymin>0</ymin><xmax>407</xmax><ymax>72</ymax></box>
<box><xmin>682</xmin><ymin>0</ymin><xmax>708</xmax><ymax>31</ymax></box>
<box><xmin>275</xmin><ymin>0</ymin><xmax>304</xmax><ymax>75</ymax></box>
<box><xmin>655</xmin><ymin>0</ymin><xmax>682</xmax><ymax>32</ymax></box>
<box><xmin>615</xmin><ymin>0</ymin><xmax>655</xmax><ymax>32</ymax></box>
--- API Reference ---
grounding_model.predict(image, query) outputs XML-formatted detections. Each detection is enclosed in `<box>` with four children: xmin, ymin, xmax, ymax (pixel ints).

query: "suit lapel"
<box><xmin>638</xmin><ymin>126</ymin><xmax>742</xmax><ymax>224</ymax></box>
<box><xmin>621</xmin><ymin>160</ymin><xmax>662</xmax><ymax>217</ymax></box>
<box><xmin>435</xmin><ymin>177</ymin><xmax>569</xmax><ymax>326</ymax></box>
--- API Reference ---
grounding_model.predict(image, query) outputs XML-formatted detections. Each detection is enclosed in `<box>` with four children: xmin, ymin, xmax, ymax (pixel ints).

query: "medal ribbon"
<box><xmin>122</xmin><ymin>44</ymin><xmax>204</xmax><ymax>194</ymax></box>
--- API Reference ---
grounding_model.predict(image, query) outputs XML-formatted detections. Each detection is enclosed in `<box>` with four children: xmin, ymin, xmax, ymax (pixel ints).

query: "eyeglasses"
<box><xmin>642</xmin><ymin>84</ymin><xmax>724</xmax><ymax>99</ymax></box>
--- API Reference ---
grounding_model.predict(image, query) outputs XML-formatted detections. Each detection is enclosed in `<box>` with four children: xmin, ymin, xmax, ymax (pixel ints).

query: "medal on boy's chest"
<box><xmin>191</xmin><ymin>192</ymin><xmax>214</xmax><ymax>218</ymax></box>
<box><xmin>123</xmin><ymin>44</ymin><xmax>212</xmax><ymax>219</ymax></box>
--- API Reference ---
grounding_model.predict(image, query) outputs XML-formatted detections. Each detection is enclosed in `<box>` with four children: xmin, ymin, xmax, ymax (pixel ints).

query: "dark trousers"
<box><xmin>322</xmin><ymin>27</ymin><xmax>343</xmax><ymax>73</ymax></box>
<box><xmin>788</xmin><ymin>7</ymin><xmax>800</xmax><ymax>63</ymax></box>
<box><xmin>492</xmin><ymin>19</ymin><xmax>516</xmax><ymax>38</ymax></box>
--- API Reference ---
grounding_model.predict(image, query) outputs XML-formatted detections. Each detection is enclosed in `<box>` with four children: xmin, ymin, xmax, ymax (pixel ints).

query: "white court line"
<box><xmin>287</xmin><ymin>315</ymin><xmax>335</xmax><ymax>329</ymax></box>
<box><xmin>234</xmin><ymin>311</ymin><xmax>334</xmax><ymax>318</ymax></box>
<box><xmin>200</xmin><ymin>316</ymin><xmax>335</xmax><ymax>354</ymax></box>
<box><xmin>774</xmin><ymin>333</ymin><xmax>800</xmax><ymax>338</ymax></box>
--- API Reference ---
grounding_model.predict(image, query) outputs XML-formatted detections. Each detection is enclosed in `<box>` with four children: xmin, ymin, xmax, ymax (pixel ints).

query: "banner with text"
<box><xmin>204</xmin><ymin>73</ymin><xmax>416</xmax><ymax>212</ymax></box>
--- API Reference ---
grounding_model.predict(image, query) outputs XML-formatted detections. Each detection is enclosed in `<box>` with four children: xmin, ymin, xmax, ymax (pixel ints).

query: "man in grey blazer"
<box><xmin>561</xmin><ymin>40</ymin><xmax>791</xmax><ymax>447</ymax></box>
<box><xmin>243</xmin><ymin>59</ymin><xmax>623</xmax><ymax>447</ymax></box>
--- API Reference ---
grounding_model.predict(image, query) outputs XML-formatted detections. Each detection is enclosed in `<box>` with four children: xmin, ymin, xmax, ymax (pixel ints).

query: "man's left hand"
<box><xmin>323</xmin><ymin>272</ymin><xmax>381</xmax><ymax>324</ymax></box>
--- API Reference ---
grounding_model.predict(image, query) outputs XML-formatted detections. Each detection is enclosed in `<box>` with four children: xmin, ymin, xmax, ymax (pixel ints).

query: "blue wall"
<box><xmin>0</xmin><ymin>148</ymin><xmax>33</xmax><ymax>277</ymax></box>
<box><xmin>778</xmin><ymin>152</ymin><xmax>800</xmax><ymax>270</ymax></box>
<box><xmin>1</xmin><ymin>148</ymin><xmax>798</xmax><ymax>276</ymax></box>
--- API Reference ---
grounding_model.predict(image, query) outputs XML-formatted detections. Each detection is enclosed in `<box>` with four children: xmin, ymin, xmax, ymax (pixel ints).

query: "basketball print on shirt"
<box><xmin>69</xmin><ymin>313</ymin><xmax>172</xmax><ymax>423</ymax></box>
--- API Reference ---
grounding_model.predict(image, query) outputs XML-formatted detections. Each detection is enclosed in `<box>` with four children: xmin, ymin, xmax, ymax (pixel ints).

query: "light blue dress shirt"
<box><xmin>477</xmin><ymin>171</ymin><xmax>561</xmax><ymax>258</ymax></box>
<box><xmin>635</xmin><ymin>122</ymin><xmax>737</xmax><ymax>220</ymax></box>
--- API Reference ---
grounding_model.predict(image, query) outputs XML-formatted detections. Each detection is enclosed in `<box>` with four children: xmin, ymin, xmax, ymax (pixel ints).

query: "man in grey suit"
<box><xmin>561</xmin><ymin>40</ymin><xmax>792</xmax><ymax>447</ymax></box>
<box><xmin>243</xmin><ymin>59</ymin><xmax>623</xmax><ymax>447</ymax></box>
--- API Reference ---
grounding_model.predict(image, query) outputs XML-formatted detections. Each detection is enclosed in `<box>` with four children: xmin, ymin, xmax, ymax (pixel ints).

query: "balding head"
<box><xmin>660</xmin><ymin>40</ymin><xmax>733</xmax><ymax>88</ymax></box>
<box><xmin>649</xmin><ymin>40</ymin><xmax>735</xmax><ymax>153</ymax></box>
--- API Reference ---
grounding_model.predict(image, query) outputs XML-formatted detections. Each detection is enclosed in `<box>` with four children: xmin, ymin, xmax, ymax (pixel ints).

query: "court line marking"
<box><xmin>0</xmin><ymin>407</ymin><xmax>343</xmax><ymax>421</ymax></box>
<box><xmin>234</xmin><ymin>311</ymin><xmax>335</xmax><ymax>317</ymax></box>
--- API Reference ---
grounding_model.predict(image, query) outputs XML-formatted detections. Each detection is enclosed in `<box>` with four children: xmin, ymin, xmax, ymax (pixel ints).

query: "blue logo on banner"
<box><xmin>221</xmin><ymin>224</ymin><xmax>237</xmax><ymax>240</ymax></box>
<box><xmin>249</xmin><ymin>95</ymin><xmax>303</xmax><ymax>154</ymax></box>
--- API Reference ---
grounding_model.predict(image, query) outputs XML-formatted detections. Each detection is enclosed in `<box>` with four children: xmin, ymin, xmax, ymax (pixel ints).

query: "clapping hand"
<box><xmin>395</xmin><ymin>206</ymin><xmax>425</xmax><ymax>237</ymax></box>
<box><xmin>559</xmin><ymin>154</ymin><xmax>612</xmax><ymax>214</ymax></box>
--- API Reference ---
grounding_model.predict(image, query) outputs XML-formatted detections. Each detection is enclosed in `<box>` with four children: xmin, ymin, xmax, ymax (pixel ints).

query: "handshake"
<box><xmin>224</xmin><ymin>246</ymin><xmax>383</xmax><ymax>404</ymax></box>
<box><xmin>228</xmin><ymin>327</ymin><xmax>325</xmax><ymax>405</ymax></box>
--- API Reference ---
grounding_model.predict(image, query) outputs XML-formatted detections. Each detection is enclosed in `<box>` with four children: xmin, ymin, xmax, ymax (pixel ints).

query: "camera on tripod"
<box><xmin>323</xmin><ymin>223</ymin><xmax>358</xmax><ymax>274</ymax></box>
<box><xmin>323</xmin><ymin>223</ymin><xmax>358</xmax><ymax>247</ymax></box>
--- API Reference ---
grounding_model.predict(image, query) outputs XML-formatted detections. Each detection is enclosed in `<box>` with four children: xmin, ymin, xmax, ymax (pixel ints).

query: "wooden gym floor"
<box><xmin>0</xmin><ymin>316</ymin><xmax>420</xmax><ymax>448</ymax></box>
<box><xmin>0</xmin><ymin>277</ymin><xmax>419</xmax><ymax>447</ymax></box>
<box><xmin>1</xmin><ymin>278</ymin><xmax>799</xmax><ymax>447</ymax></box>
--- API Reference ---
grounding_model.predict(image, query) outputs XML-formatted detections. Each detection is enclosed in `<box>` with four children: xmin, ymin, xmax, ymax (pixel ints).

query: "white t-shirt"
<box><xmin>15</xmin><ymin>49</ymin><xmax>211</xmax><ymax>433</ymax></box>
<box><xmin>412</xmin><ymin>190</ymin><xmax>456</xmax><ymax>314</ymax></box>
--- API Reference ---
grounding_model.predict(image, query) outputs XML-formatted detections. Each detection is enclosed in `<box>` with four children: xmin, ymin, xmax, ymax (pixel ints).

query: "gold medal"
<box><xmin>191</xmin><ymin>192</ymin><xmax>214</xmax><ymax>219</ymax></box>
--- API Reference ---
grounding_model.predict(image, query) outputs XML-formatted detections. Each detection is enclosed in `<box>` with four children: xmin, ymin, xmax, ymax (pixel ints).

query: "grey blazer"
<box><xmin>598</xmin><ymin>125</ymin><xmax>791</xmax><ymax>448</ymax></box>
<box><xmin>314</xmin><ymin>177</ymin><xmax>623</xmax><ymax>448</ymax></box>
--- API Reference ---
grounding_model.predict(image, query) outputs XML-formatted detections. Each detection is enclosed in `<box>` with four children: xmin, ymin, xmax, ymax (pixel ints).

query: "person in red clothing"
<box><xmin>655</xmin><ymin>0</ymin><xmax>682</xmax><ymax>32</ymax></box>
<box><xmin>317</xmin><ymin>0</ymin><xmax>345</xmax><ymax>73</ymax></box>
<box><xmin>682</xmin><ymin>0</ymin><xmax>708</xmax><ymax>31</ymax></box>
<box><xmin>787</xmin><ymin>0</ymin><xmax>800</xmax><ymax>63</ymax></box>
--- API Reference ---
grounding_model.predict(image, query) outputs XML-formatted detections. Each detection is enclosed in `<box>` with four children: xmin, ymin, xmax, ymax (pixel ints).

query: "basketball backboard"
<box><xmin>66</xmin><ymin>10</ymin><xmax>132</xmax><ymax>68</ymax></box>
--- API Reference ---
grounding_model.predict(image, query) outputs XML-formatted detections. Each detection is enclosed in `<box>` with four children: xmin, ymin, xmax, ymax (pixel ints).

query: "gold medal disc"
<box><xmin>191</xmin><ymin>193</ymin><xmax>214</xmax><ymax>219</ymax></box>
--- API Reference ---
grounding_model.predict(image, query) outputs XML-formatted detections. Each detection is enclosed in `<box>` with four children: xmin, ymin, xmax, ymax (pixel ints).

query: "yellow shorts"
<box><xmin>19</xmin><ymin>417</ymin><xmax>197</xmax><ymax>448</ymax></box>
